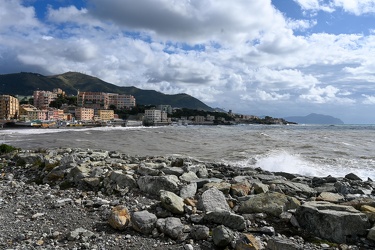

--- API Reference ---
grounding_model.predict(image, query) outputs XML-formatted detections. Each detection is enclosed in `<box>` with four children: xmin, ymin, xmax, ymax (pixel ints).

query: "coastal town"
<box><xmin>0</xmin><ymin>88</ymin><xmax>291</xmax><ymax>128</ymax></box>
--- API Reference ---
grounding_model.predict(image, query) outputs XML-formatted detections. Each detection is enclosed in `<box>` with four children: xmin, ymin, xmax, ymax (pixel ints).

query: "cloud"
<box><xmin>299</xmin><ymin>85</ymin><xmax>356</xmax><ymax>104</ymax></box>
<box><xmin>0</xmin><ymin>0</ymin><xmax>41</xmax><ymax>31</ymax></box>
<box><xmin>362</xmin><ymin>94</ymin><xmax>375</xmax><ymax>104</ymax></box>
<box><xmin>88</xmin><ymin>0</ymin><xmax>285</xmax><ymax>45</ymax></box>
<box><xmin>294</xmin><ymin>0</ymin><xmax>375</xmax><ymax>15</ymax></box>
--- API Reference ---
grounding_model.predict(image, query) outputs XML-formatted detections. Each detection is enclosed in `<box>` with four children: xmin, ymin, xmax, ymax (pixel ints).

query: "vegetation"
<box><xmin>0</xmin><ymin>144</ymin><xmax>18</xmax><ymax>154</ymax></box>
<box><xmin>49</xmin><ymin>94</ymin><xmax>77</xmax><ymax>108</ymax></box>
<box><xmin>170</xmin><ymin>108</ymin><xmax>234</xmax><ymax>121</ymax></box>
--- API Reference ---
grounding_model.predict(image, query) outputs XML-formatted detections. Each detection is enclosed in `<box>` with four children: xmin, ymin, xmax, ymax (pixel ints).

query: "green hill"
<box><xmin>0</xmin><ymin>72</ymin><xmax>213</xmax><ymax>110</ymax></box>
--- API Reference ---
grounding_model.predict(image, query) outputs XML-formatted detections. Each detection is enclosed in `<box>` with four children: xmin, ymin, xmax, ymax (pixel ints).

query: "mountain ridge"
<box><xmin>0</xmin><ymin>72</ymin><xmax>214</xmax><ymax>111</ymax></box>
<box><xmin>284</xmin><ymin>113</ymin><xmax>344</xmax><ymax>124</ymax></box>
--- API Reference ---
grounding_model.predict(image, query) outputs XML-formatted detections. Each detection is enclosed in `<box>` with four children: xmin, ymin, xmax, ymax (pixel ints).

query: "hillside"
<box><xmin>0</xmin><ymin>72</ymin><xmax>213</xmax><ymax>111</ymax></box>
<box><xmin>284</xmin><ymin>113</ymin><xmax>344</xmax><ymax>124</ymax></box>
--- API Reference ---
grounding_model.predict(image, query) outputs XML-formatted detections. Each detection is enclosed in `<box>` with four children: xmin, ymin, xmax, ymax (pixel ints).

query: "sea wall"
<box><xmin>1</xmin><ymin>147</ymin><xmax>375</xmax><ymax>249</ymax></box>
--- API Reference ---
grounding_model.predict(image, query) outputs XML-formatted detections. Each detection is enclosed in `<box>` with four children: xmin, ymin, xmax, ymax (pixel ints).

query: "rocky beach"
<box><xmin>1</xmin><ymin>147</ymin><xmax>375</xmax><ymax>249</ymax></box>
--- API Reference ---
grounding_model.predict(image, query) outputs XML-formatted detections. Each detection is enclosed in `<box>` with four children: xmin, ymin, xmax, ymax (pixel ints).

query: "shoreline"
<box><xmin>1</xmin><ymin>147</ymin><xmax>375</xmax><ymax>249</ymax></box>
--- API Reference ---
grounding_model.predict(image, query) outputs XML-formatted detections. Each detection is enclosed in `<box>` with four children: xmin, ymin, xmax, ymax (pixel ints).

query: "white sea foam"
<box><xmin>229</xmin><ymin>150</ymin><xmax>375</xmax><ymax>180</ymax></box>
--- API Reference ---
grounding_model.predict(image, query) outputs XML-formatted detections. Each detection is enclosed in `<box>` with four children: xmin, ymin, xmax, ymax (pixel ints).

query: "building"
<box><xmin>98</xmin><ymin>109</ymin><xmax>114</xmax><ymax>121</ymax></box>
<box><xmin>33</xmin><ymin>90</ymin><xmax>58</xmax><ymax>109</ymax></box>
<box><xmin>157</xmin><ymin>105</ymin><xmax>173</xmax><ymax>114</ymax></box>
<box><xmin>77</xmin><ymin>91</ymin><xmax>136</xmax><ymax>110</ymax></box>
<box><xmin>144</xmin><ymin>109</ymin><xmax>161</xmax><ymax>124</ymax></box>
<box><xmin>75</xmin><ymin>107</ymin><xmax>94</xmax><ymax>121</ymax></box>
<box><xmin>0</xmin><ymin>95</ymin><xmax>19</xmax><ymax>120</ymax></box>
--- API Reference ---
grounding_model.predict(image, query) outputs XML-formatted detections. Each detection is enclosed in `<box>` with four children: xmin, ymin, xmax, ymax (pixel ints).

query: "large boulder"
<box><xmin>238</xmin><ymin>192</ymin><xmax>300</xmax><ymax>217</ymax></box>
<box><xmin>198</xmin><ymin>187</ymin><xmax>230</xmax><ymax>212</ymax></box>
<box><xmin>212</xmin><ymin>225</ymin><xmax>234</xmax><ymax>248</ymax></box>
<box><xmin>295</xmin><ymin>201</ymin><xmax>370</xmax><ymax>243</ymax></box>
<box><xmin>160</xmin><ymin>190</ymin><xmax>185</xmax><ymax>214</ymax></box>
<box><xmin>180</xmin><ymin>183</ymin><xmax>197</xmax><ymax>199</ymax></box>
<box><xmin>156</xmin><ymin>217</ymin><xmax>184</xmax><ymax>240</ymax></box>
<box><xmin>204</xmin><ymin>210</ymin><xmax>246</xmax><ymax>230</ymax></box>
<box><xmin>137</xmin><ymin>175</ymin><xmax>180</xmax><ymax>195</ymax></box>
<box><xmin>131</xmin><ymin>210</ymin><xmax>157</xmax><ymax>235</ymax></box>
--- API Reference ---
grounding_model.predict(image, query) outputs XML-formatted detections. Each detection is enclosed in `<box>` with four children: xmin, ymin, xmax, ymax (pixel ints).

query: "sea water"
<box><xmin>1</xmin><ymin>124</ymin><xmax>375</xmax><ymax>180</ymax></box>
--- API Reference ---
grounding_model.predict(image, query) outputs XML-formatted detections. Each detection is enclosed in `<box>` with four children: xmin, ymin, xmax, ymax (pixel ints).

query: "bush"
<box><xmin>0</xmin><ymin>144</ymin><xmax>18</xmax><ymax>154</ymax></box>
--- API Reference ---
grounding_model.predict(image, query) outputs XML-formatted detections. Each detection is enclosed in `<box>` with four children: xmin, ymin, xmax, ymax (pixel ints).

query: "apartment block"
<box><xmin>98</xmin><ymin>109</ymin><xmax>114</xmax><ymax>121</ymax></box>
<box><xmin>77</xmin><ymin>91</ymin><xmax>136</xmax><ymax>110</ymax></box>
<box><xmin>0</xmin><ymin>95</ymin><xmax>19</xmax><ymax>120</ymax></box>
<box><xmin>145</xmin><ymin>109</ymin><xmax>161</xmax><ymax>123</ymax></box>
<box><xmin>75</xmin><ymin>107</ymin><xmax>94</xmax><ymax>121</ymax></box>
<box><xmin>33</xmin><ymin>90</ymin><xmax>58</xmax><ymax>109</ymax></box>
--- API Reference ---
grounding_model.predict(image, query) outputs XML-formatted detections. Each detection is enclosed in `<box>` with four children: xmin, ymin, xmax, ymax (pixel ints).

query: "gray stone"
<box><xmin>180</xmin><ymin>183</ymin><xmax>197</xmax><ymax>199</ymax></box>
<box><xmin>137</xmin><ymin>175</ymin><xmax>180</xmax><ymax>195</ymax></box>
<box><xmin>179</xmin><ymin>171</ymin><xmax>199</xmax><ymax>182</ymax></box>
<box><xmin>295</xmin><ymin>201</ymin><xmax>370</xmax><ymax>243</ymax></box>
<box><xmin>367</xmin><ymin>226</ymin><xmax>375</xmax><ymax>241</ymax></box>
<box><xmin>252</xmin><ymin>182</ymin><xmax>269</xmax><ymax>194</ymax></box>
<box><xmin>198</xmin><ymin>187</ymin><xmax>230</xmax><ymax>212</ymax></box>
<box><xmin>212</xmin><ymin>225</ymin><xmax>234</xmax><ymax>247</ymax></box>
<box><xmin>345</xmin><ymin>173</ymin><xmax>362</xmax><ymax>181</ymax></box>
<box><xmin>192</xmin><ymin>178</ymin><xmax>222</xmax><ymax>188</ymax></box>
<box><xmin>317</xmin><ymin>192</ymin><xmax>344</xmax><ymax>203</ymax></box>
<box><xmin>267</xmin><ymin>238</ymin><xmax>300</xmax><ymax>250</ymax></box>
<box><xmin>203</xmin><ymin>182</ymin><xmax>232</xmax><ymax>194</ymax></box>
<box><xmin>238</xmin><ymin>192</ymin><xmax>300</xmax><ymax>217</ymax></box>
<box><xmin>268</xmin><ymin>180</ymin><xmax>316</xmax><ymax>196</ymax></box>
<box><xmin>160</xmin><ymin>190</ymin><xmax>185</xmax><ymax>214</ymax></box>
<box><xmin>108</xmin><ymin>171</ymin><xmax>137</xmax><ymax>189</ymax></box>
<box><xmin>204</xmin><ymin>210</ymin><xmax>246</xmax><ymax>230</ymax></box>
<box><xmin>132</xmin><ymin>210</ymin><xmax>158</xmax><ymax>235</ymax></box>
<box><xmin>157</xmin><ymin>217</ymin><xmax>184</xmax><ymax>240</ymax></box>
<box><xmin>161</xmin><ymin>167</ymin><xmax>185</xmax><ymax>176</ymax></box>
<box><xmin>67</xmin><ymin>228</ymin><xmax>95</xmax><ymax>241</ymax></box>
<box><xmin>137</xmin><ymin>164</ymin><xmax>160</xmax><ymax>176</ymax></box>
<box><xmin>190</xmin><ymin>225</ymin><xmax>210</xmax><ymax>240</ymax></box>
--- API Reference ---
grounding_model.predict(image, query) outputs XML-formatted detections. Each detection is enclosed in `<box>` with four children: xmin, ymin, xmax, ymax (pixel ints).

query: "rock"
<box><xmin>367</xmin><ymin>226</ymin><xmax>375</xmax><ymax>241</ymax></box>
<box><xmin>335</xmin><ymin>181</ymin><xmax>351</xmax><ymax>195</ymax></box>
<box><xmin>252</xmin><ymin>182</ymin><xmax>269</xmax><ymax>194</ymax></box>
<box><xmin>202</xmin><ymin>182</ymin><xmax>231</xmax><ymax>194</ymax></box>
<box><xmin>67</xmin><ymin>165</ymin><xmax>90</xmax><ymax>183</ymax></box>
<box><xmin>132</xmin><ymin>210</ymin><xmax>158</xmax><ymax>235</ymax></box>
<box><xmin>212</xmin><ymin>225</ymin><xmax>234</xmax><ymax>247</ymax></box>
<box><xmin>108</xmin><ymin>205</ymin><xmax>131</xmax><ymax>230</ymax></box>
<box><xmin>360</xmin><ymin>205</ymin><xmax>375</xmax><ymax>222</ymax></box>
<box><xmin>230</xmin><ymin>181</ymin><xmax>251</xmax><ymax>197</ymax></box>
<box><xmin>137</xmin><ymin>164</ymin><xmax>160</xmax><ymax>176</ymax></box>
<box><xmin>345</xmin><ymin>173</ymin><xmax>362</xmax><ymax>181</ymax></box>
<box><xmin>192</xmin><ymin>178</ymin><xmax>222</xmax><ymax>189</ymax></box>
<box><xmin>295</xmin><ymin>201</ymin><xmax>370</xmax><ymax>243</ymax></box>
<box><xmin>198</xmin><ymin>187</ymin><xmax>230</xmax><ymax>212</ymax></box>
<box><xmin>161</xmin><ymin>166</ymin><xmax>185</xmax><ymax>176</ymax></box>
<box><xmin>190</xmin><ymin>225</ymin><xmax>210</xmax><ymax>240</ymax></box>
<box><xmin>179</xmin><ymin>171</ymin><xmax>199</xmax><ymax>183</ymax></box>
<box><xmin>267</xmin><ymin>237</ymin><xmax>300</xmax><ymax>250</ymax></box>
<box><xmin>268</xmin><ymin>180</ymin><xmax>316</xmax><ymax>196</ymax></box>
<box><xmin>160</xmin><ymin>190</ymin><xmax>185</xmax><ymax>214</ymax></box>
<box><xmin>317</xmin><ymin>192</ymin><xmax>345</xmax><ymax>203</ymax></box>
<box><xmin>67</xmin><ymin>228</ymin><xmax>95</xmax><ymax>241</ymax></box>
<box><xmin>204</xmin><ymin>210</ymin><xmax>246</xmax><ymax>230</ymax></box>
<box><xmin>83</xmin><ymin>177</ymin><xmax>101</xmax><ymax>187</ymax></box>
<box><xmin>157</xmin><ymin>217</ymin><xmax>184</xmax><ymax>240</ymax></box>
<box><xmin>238</xmin><ymin>192</ymin><xmax>300</xmax><ymax>217</ymax></box>
<box><xmin>235</xmin><ymin>233</ymin><xmax>262</xmax><ymax>250</ymax></box>
<box><xmin>137</xmin><ymin>175</ymin><xmax>180</xmax><ymax>195</ymax></box>
<box><xmin>180</xmin><ymin>183</ymin><xmax>197</xmax><ymax>199</ymax></box>
<box><xmin>107</xmin><ymin>170</ymin><xmax>137</xmax><ymax>189</ymax></box>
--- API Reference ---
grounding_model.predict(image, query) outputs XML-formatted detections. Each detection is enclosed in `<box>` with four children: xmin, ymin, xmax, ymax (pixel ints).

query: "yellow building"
<box><xmin>98</xmin><ymin>109</ymin><xmax>114</xmax><ymax>121</ymax></box>
<box><xmin>75</xmin><ymin>107</ymin><xmax>94</xmax><ymax>121</ymax></box>
<box><xmin>0</xmin><ymin>95</ymin><xmax>19</xmax><ymax>120</ymax></box>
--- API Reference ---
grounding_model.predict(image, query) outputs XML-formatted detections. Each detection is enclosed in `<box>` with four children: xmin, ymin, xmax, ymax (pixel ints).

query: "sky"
<box><xmin>1</xmin><ymin>0</ymin><xmax>375</xmax><ymax>124</ymax></box>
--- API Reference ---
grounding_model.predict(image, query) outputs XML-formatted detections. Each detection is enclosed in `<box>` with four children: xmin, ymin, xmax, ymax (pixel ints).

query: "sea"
<box><xmin>1</xmin><ymin>124</ymin><xmax>375</xmax><ymax>180</ymax></box>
